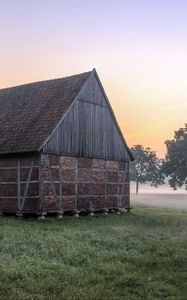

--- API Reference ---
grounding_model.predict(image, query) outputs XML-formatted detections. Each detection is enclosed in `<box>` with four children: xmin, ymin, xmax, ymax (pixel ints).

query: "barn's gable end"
<box><xmin>43</xmin><ymin>70</ymin><xmax>132</xmax><ymax>161</ymax></box>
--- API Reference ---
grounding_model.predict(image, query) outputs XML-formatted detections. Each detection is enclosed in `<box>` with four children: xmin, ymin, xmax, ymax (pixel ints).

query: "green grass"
<box><xmin>0</xmin><ymin>205</ymin><xmax>187</xmax><ymax>300</ymax></box>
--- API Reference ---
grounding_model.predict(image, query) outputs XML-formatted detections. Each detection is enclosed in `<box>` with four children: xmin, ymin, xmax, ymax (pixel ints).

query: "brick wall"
<box><xmin>42</xmin><ymin>155</ymin><xmax>130</xmax><ymax>212</ymax></box>
<box><xmin>0</xmin><ymin>153</ymin><xmax>130</xmax><ymax>214</ymax></box>
<box><xmin>0</xmin><ymin>154</ymin><xmax>40</xmax><ymax>213</ymax></box>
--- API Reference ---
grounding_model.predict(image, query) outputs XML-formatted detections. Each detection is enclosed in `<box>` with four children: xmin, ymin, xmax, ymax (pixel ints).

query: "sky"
<box><xmin>0</xmin><ymin>0</ymin><xmax>187</xmax><ymax>158</ymax></box>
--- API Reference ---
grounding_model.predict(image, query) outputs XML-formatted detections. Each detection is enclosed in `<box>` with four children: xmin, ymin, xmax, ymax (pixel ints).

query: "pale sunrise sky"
<box><xmin>0</xmin><ymin>0</ymin><xmax>187</xmax><ymax>157</ymax></box>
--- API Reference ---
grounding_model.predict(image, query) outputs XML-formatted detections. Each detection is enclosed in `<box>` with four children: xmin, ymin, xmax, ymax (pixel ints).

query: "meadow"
<box><xmin>0</xmin><ymin>204</ymin><xmax>187</xmax><ymax>300</ymax></box>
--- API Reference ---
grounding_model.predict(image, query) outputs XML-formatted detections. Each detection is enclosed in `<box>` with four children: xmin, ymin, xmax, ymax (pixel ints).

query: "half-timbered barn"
<box><xmin>0</xmin><ymin>69</ymin><xmax>134</xmax><ymax>218</ymax></box>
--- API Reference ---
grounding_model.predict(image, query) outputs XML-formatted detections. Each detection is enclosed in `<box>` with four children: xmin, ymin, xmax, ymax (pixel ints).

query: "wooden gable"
<box><xmin>42</xmin><ymin>70</ymin><xmax>133</xmax><ymax>162</ymax></box>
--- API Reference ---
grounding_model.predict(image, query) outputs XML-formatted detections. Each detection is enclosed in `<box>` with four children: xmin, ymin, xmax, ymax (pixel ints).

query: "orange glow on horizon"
<box><xmin>0</xmin><ymin>1</ymin><xmax>186</xmax><ymax>159</ymax></box>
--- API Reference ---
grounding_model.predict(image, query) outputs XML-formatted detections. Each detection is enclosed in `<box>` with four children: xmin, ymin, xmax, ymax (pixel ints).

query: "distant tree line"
<box><xmin>130</xmin><ymin>124</ymin><xmax>187</xmax><ymax>194</ymax></box>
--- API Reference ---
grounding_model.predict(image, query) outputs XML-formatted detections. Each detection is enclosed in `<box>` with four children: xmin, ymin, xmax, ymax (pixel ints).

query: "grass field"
<box><xmin>0</xmin><ymin>205</ymin><xmax>187</xmax><ymax>300</ymax></box>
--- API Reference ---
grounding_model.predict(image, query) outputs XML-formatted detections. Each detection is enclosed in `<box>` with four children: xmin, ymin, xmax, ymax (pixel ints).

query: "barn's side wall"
<box><xmin>0</xmin><ymin>154</ymin><xmax>40</xmax><ymax>214</ymax></box>
<box><xmin>41</xmin><ymin>154</ymin><xmax>130</xmax><ymax>213</ymax></box>
<box><xmin>0</xmin><ymin>153</ymin><xmax>130</xmax><ymax>214</ymax></box>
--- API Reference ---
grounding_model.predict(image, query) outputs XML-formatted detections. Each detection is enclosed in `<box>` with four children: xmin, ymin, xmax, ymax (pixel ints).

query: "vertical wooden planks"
<box><xmin>43</xmin><ymin>74</ymin><xmax>131</xmax><ymax>162</ymax></box>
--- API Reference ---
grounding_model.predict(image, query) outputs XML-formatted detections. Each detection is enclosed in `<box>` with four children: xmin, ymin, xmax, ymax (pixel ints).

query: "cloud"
<box><xmin>162</xmin><ymin>102</ymin><xmax>187</xmax><ymax>110</ymax></box>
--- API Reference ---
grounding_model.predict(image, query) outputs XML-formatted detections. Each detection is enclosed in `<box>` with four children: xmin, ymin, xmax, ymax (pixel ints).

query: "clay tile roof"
<box><xmin>0</xmin><ymin>71</ymin><xmax>91</xmax><ymax>155</ymax></box>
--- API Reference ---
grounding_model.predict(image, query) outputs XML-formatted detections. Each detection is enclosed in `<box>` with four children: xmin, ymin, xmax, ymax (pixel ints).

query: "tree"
<box><xmin>130</xmin><ymin>145</ymin><xmax>164</xmax><ymax>194</ymax></box>
<box><xmin>162</xmin><ymin>124</ymin><xmax>187</xmax><ymax>190</ymax></box>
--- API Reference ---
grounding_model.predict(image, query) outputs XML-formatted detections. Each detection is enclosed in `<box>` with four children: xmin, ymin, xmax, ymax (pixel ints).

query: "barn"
<box><xmin>0</xmin><ymin>69</ymin><xmax>134</xmax><ymax>218</ymax></box>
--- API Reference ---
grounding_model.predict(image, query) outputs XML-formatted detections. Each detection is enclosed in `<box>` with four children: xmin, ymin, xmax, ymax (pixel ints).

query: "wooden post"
<box><xmin>38</xmin><ymin>154</ymin><xmax>46</xmax><ymax>222</ymax></box>
<box><xmin>117</xmin><ymin>163</ymin><xmax>120</xmax><ymax>214</ymax></box>
<box><xmin>39</xmin><ymin>152</ymin><xmax>44</xmax><ymax>213</ymax></box>
<box><xmin>21</xmin><ymin>157</ymin><xmax>35</xmax><ymax>211</ymax></box>
<box><xmin>119</xmin><ymin>162</ymin><xmax>128</xmax><ymax>210</ymax></box>
<box><xmin>89</xmin><ymin>159</ymin><xmax>94</xmax><ymax>216</ymax></box>
<box><xmin>16</xmin><ymin>157</ymin><xmax>22</xmax><ymax>218</ymax></box>
<box><xmin>45</xmin><ymin>154</ymin><xmax>59</xmax><ymax>210</ymax></box>
<box><xmin>58</xmin><ymin>156</ymin><xmax>63</xmax><ymax>218</ymax></box>
<box><xmin>17</xmin><ymin>157</ymin><xmax>21</xmax><ymax>210</ymax></box>
<box><xmin>74</xmin><ymin>158</ymin><xmax>79</xmax><ymax>217</ymax></box>
<box><xmin>104</xmin><ymin>161</ymin><xmax>108</xmax><ymax>215</ymax></box>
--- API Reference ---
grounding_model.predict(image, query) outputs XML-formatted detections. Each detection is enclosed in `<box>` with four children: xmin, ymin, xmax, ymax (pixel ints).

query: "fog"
<box><xmin>130</xmin><ymin>182</ymin><xmax>187</xmax><ymax>210</ymax></box>
<box><xmin>130</xmin><ymin>182</ymin><xmax>187</xmax><ymax>195</ymax></box>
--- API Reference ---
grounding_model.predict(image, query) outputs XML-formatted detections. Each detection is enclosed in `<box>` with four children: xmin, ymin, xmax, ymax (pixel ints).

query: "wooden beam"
<box><xmin>104</xmin><ymin>163</ymin><xmax>107</xmax><ymax>212</ymax></box>
<box><xmin>39</xmin><ymin>152</ymin><xmax>44</xmax><ymax>211</ymax></box>
<box><xmin>21</xmin><ymin>157</ymin><xmax>35</xmax><ymax>211</ymax></box>
<box><xmin>45</xmin><ymin>154</ymin><xmax>59</xmax><ymax>209</ymax></box>
<box><xmin>90</xmin><ymin>160</ymin><xmax>93</xmax><ymax>213</ymax></box>
<box><xmin>118</xmin><ymin>163</ymin><xmax>129</xmax><ymax>208</ymax></box>
<box><xmin>59</xmin><ymin>156</ymin><xmax>63</xmax><ymax>213</ymax></box>
<box><xmin>75</xmin><ymin>158</ymin><xmax>78</xmax><ymax>213</ymax></box>
<box><xmin>117</xmin><ymin>167</ymin><xmax>120</xmax><ymax>210</ymax></box>
<box><xmin>17</xmin><ymin>158</ymin><xmax>21</xmax><ymax>212</ymax></box>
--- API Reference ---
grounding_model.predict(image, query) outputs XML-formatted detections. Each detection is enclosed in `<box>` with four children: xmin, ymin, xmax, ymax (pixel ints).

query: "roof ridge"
<box><xmin>0</xmin><ymin>70</ymin><xmax>92</xmax><ymax>92</ymax></box>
